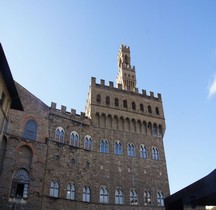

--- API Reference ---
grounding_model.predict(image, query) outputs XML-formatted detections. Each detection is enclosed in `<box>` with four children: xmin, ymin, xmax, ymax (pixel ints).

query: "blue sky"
<box><xmin>1</xmin><ymin>0</ymin><xmax>216</xmax><ymax>194</ymax></box>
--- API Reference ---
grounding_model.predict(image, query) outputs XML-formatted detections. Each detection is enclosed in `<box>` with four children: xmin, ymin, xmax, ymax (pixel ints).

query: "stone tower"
<box><xmin>116</xmin><ymin>45</ymin><xmax>136</xmax><ymax>91</ymax></box>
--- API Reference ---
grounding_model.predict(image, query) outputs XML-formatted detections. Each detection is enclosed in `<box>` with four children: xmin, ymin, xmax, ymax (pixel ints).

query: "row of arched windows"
<box><xmin>95</xmin><ymin>113</ymin><xmax>163</xmax><ymax>137</ymax></box>
<box><xmin>54</xmin><ymin>128</ymin><xmax>160</xmax><ymax>160</ymax></box>
<box><xmin>49</xmin><ymin>180</ymin><xmax>164</xmax><ymax>206</ymax></box>
<box><xmin>96</xmin><ymin>94</ymin><xmax>160</xmax><ymax>115</ymax></box>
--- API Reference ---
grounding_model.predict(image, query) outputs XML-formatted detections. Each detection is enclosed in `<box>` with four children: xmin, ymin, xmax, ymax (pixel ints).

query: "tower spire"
<box><xmin>116</xmin><ymin>44</ymin><xmax>136</xmax><ymax>91</ymax></box>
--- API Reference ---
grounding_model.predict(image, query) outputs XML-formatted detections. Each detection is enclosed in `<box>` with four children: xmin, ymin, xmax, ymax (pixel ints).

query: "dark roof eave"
<box><xmin>0</xmin><ymin>43</ymin><xmax>23</xmax><ymax>111</ymax></box>
<box><xmin>165</xmin><ymin>169</ymin><xmax>216</xmax><ymax>210</ymax></box>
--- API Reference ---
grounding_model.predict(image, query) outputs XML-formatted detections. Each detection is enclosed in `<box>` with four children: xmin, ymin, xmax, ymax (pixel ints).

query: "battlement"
<box><xmin>90</xmin><ymin>77</ymin><xmax>162</xmax><ymax>102</ymax></box>
<box><xmin>50</xmin><ymin>102</ymin><xmax>90</xmax><ymax>124</ymax></box>
<box><xmin>120</xmin><ymin>44</ymin><xmax>130</xmax><ymax>52</ymax></box>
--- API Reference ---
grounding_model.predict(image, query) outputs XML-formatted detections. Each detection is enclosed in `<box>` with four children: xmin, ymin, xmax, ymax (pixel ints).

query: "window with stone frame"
<box><xmin>114</xmin><ymin>141</ymin><xmax>123</xmax><ymax>155</ymax></box>
<box><xmin>157</xmin><ymin>191</ymin><xmax>164</xmax><ymax>206</ymax></box>
<box><xmin>50</xmin><ymin>180</ymin><xmax>59</xmax><ymax>197</ymax></box>
<box><xmin>84</xmin><ymin>135</ymin><xmax>93</xmax><ymax>150</ymax></box>
<box><xmin>155</xmin><ymin>107</ymin><xmax>160</xmax><ymax>115</ymax></box>
<box><xmin>114</xmin><ymin>98</ymin><xmax>119</xmax><ymax>107</ymax></box>
<box><xmin>70</xmin><ymin>131</ymin><xmax>79</xmax><ymax>147</ymax></box>
<box><xmin>152</xmin><ymin>147</ymin><xmax>159</xmax><ymax>160</ymax></box>
<box><xmin>23</xmin><ymin>119</ymin><xmax>37</xmax><ymax>141</ymax></box>
<box><xmin>140</xmin><ymin>103</ymin><xmax>144</xmax><ymax>112</ymax></box>
<box><xmin>83</xmin><ymin>186</ymin><xmax>90</xmax><ymax>202</ymax></box>
<box><xmin>130</xmin><ymin>189</ymin><xmax>138</xmax><ymax>205</ymax></box>
<box><xmin>123</xmin><ymin>100</ymin><xmax>127</xmax><ymax>108</ymax></box>
<box><xmin>132</xmin><ymin>101</ymin><xmax>136</xmax><ymax>110</ymax></box>
<box><xmin>127</xmin><ymin>143</ymin><xmax>135</xmax><ymax>157</ymax></box>
<box><xmin>148</xmin><ymin>105</ymin><xmax>152</xmax><ymax>114</ymax></box>
<box><xmin>140</xmin><ymin>145</ymin><xmax>147</xmax><ymax>159</ymax></box>
<box><xmin>158</xmin><ymin>125</ymin><xmax>163</xmax><ymax>138</ymax></box>
<box><xmin>100</xmin><ymin>139</ymin><xmax>109</xmax><ymax>153</ymax></box>
<box><xmin>96</xmin><ymin>94</ymin><xmax>101</xmax><ymax>103</ymax></box>
<box><xmin>152</xmin><ymin>123</ymin><xmax>158</xmax><ymax>137</ymax></box>
<box><xmin>55</xmin><ymin>127</ymin><xmax>64</xmax><ymax>143</ymax></box>
<box><xmin>115</xmin><ymin>188</ymin><xmax>124</xmax><ymax>204</ymax></box>
<box><xmin>10</xmin><ymin>168</ymin><xmax>30</xmax><ymax>199</ymax></box>
<box><xmin>106</xmin><ymin>96</ymin><xmax>110</xmax><ymax>105</ymax></box>
<box><xmin>144</xmin><ymin>190</ymin><xmax>151</xmax><ymax>205</ymax></box>
<box><xmin>66</xmin><ymin>183</ymin><xmax>75</xmax><ymax>200</ymax></box>
<box><xmin>99</xmin><ymin>186</ymin><xmax>108</xmax><ymax>203</ymax></box>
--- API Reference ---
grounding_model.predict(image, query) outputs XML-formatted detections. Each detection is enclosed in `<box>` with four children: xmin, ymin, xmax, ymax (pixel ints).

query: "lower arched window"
<box><xmin>115</xmin><ymin>188</ymin><xmax>124</xmax><ymax>204</ymax></box>
<box><xmin>157</xmin><ymin>191</ymin><xmax>164</xmax><ymax>206</ymax></box>
<box><xmin>83</xmin><ymin>186</ymin><xmax>90</xmax><ymax>202</ymax></box>
<box><xmin>127</xmin><ymin>143</ymin><xmax>135</xmax><ymax>157</ymax></box>
<box><xmin>70</xmin><ymin>131</ymin><xmax>79</xmax><ymax>147</ymax></box>
<box><xmin>84</xmin><ymin>136</ymin><xmax>93</xmax><ymax>150</ymax></box>
<box><xmin>100</xmin><ymin>186</ymin><xmax>108</xmax><ymax>203</ymax></box>
<box><xmin>144</xmin><ymin>190</ymin><xmax>151</xmax><ymax>205</ymax></box>
<box><xmin>55</xmin><ymin>127</ymin><xmax>64</xmax><ymax>143</ymax></box>
<box><xmin>10</xmin><ymin>168</ymin><xmax>30</xmax><ymax>199</ymax></box>
<box><xmin>66</xmin><ymin>183</ymin><xmax>75</xmax><ymax>200</ymax></box>
<box><xmin>140</xmin><ymin>145</ymin><xmax>147</xmax><ymax>159</ymax></box>
<box><xmin>50</xmin><ymin>180</ymin><xmax>59</xmax><ymax>197</ymax></box>
<box><xmin>130</xmin><ymin>189</ymin><xmax>138</xmax><ymax>205</ymax></box>
<box><xmin>100</xmin><ymin>139</ymin><xmax>108</xmax><ymax>153</ymax></box>
<box><xmin>114</xmin><ymin>141</ymin><xmax>123</xmax><ymax>155</ymax></box>
<box><xmin>152</xmin><ymin>147</ymin><xmax>159</xmax><ymax>160</ymax></box>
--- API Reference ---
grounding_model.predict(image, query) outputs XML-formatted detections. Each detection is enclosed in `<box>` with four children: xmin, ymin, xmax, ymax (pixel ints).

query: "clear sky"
<box><xmin>1</xmin><ymin>0</ymin><xmax>216</xmax><ymax>194</ymax></box>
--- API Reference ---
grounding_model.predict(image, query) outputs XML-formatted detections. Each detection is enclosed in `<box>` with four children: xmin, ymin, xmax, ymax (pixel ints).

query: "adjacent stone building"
<box><xmin>0</xmin><ymin>45</ymin><xmax>170</xmax><ymax>210</ymax></box>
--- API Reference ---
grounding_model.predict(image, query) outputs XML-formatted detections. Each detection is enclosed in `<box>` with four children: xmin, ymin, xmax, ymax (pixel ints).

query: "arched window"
<box><xmin>100</xmin><ymin>186</ymin><xmax>108</xmax><ymax>203</ymax></box>
<box><xmin>114</xmin><ymin>141</ymin><xmax>123</xmax><ymax>155</ymax></box>
<box><xmin>125</xmin><ymin>55</ymin><xmax>128</xmax><ymax>65</ymax></box>
<box><xmin>153</xmin><ymin>123</ymin><xmax>158</xmax><ymax>137</ymax></box>
<box><xmin>130</xmin><ymin>189</ymin><xmax>138</xmax><ymax>205</ymax></box>
<box><xmin>50</xmin><ymin>180</ymin><xmax>59</xmax><ymax>197</ymax></box>
<box><xmin>157</xmin><ymin>191</ymin><xmax>164</xmax><ymax>206</ymax></box>
<box><xmin>148</xmin><ymin>105</ymin><xmax>152</xmax><ymax>114</ymax></box>
<box><xmin>55</xmin><ymin>127</ymin><xmax>64</xmax><ymax>143</ymax></box>
<box><xmin>70</xmin><ymin>131</ymin><xmax>79</xmax><ymax>147</ymax></box>
<box><xmin>144</xmin><ymin>190</ymin><xmax>151</xmax><ymax>205</ymax></box>
<box><xmin>140</xmin><ymin>103</ymin><xmax>144</xmax><ymax>112</ymax></box>
<box><xmin>115</xmin><ymin>188</ymin><xmax>124</xmax><ymax>204</ymax></box>
<box><xmin>158</xmin><ymin>125</ymin><xmax>163</xmax><ymax>137</ymax></box>
<box><xmin>155</xmin><ymin>107</ymin><xmax>160</xmax><ymax>115</ymax></box>
<box><xmin>123</xmin><ymin>100</ymin><xmax>127</xmax><ymax>108</ymax></box>
<box><xmin>83</xmin><ymin>186</ymin><xmax>90</xmax><ymax>202</ymax></box>
<box><xmin>114</xmin><ymin>98</ymin><xmax>119</xmax><ymax>107</ymax></box>
<box><xmin>10</xmin><ymin>168</ymin><xmax>30</xmax><ymax>199</ymax></box>
<box><xmin>132</xmin><ymin>102</ymin><xmax>136</xmax><ymax>110</ymax></box>
<box><xmin>127</xmin><ymin>143</ymin><xmax>135</xmax><ymax>157</ymax></box>
<box><xmin>100</xmin><ymin>139</ymin><xmax>108</xmax><ymax>153</ymax></box>
<box><xmin>66</xmin><ymin>183</ymin><xmax>75</xmax><ymax>200</ymax></box>
<box><xmin>23</xmin><ymin>119</ymin><xmax>37</xmax><ymax>141</ymax></box>
<box><xmin>106</xmin><ymin>96</ymin><xmax>110</xmax><ymax>105</ymax></box>
<box><xmin>152</xmin><ymin>147</ymin><xmax>159</xmax><ymax>160</ymax></box>
<box><xmin>140</xmin><ymin>145</ymin><xmax>147</xmax><ymax>159</ymax></box>
<box><xmin>96</xmin><ymin>94</ymin><xmax>101</xmax><ymax>103</ymax></box>
<box><xmin>84</xmin><ymin>135</ymin><xmax>93</xmax><ymax>150</ymax></box>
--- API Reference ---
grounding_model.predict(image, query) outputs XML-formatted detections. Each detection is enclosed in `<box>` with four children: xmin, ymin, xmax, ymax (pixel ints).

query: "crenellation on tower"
<box><xmin>61</xmin><ymin>105</ymin><xmax>66</xmax><ymax>113</ymax></box>
<box><xmin>91</xmin><ymin>77</ymin><xmax>96</xmax><ymax>86</ymax></box>
<box><xmin>100</xmin><ymin>79</ymin><xmax>105</xmax><ymax>86</ymax></box>
<box><xmin>89</xmin><ymin>77</ymin><xmax>162</xmax><ymax>101</ymax></box>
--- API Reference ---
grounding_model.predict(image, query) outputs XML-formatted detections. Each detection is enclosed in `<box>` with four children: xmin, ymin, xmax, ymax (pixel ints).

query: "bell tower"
<box><xmin>116</xmin><ymin>44</ymin><xmax>136</xmax><ymax>91</ymax></box>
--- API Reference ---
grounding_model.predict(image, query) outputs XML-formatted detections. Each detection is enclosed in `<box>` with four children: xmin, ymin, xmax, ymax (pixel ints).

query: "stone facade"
<box><xmin>0</xmin><ymin>45</ymin><xmax>170</xmax><ymax>210</ymax></box>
